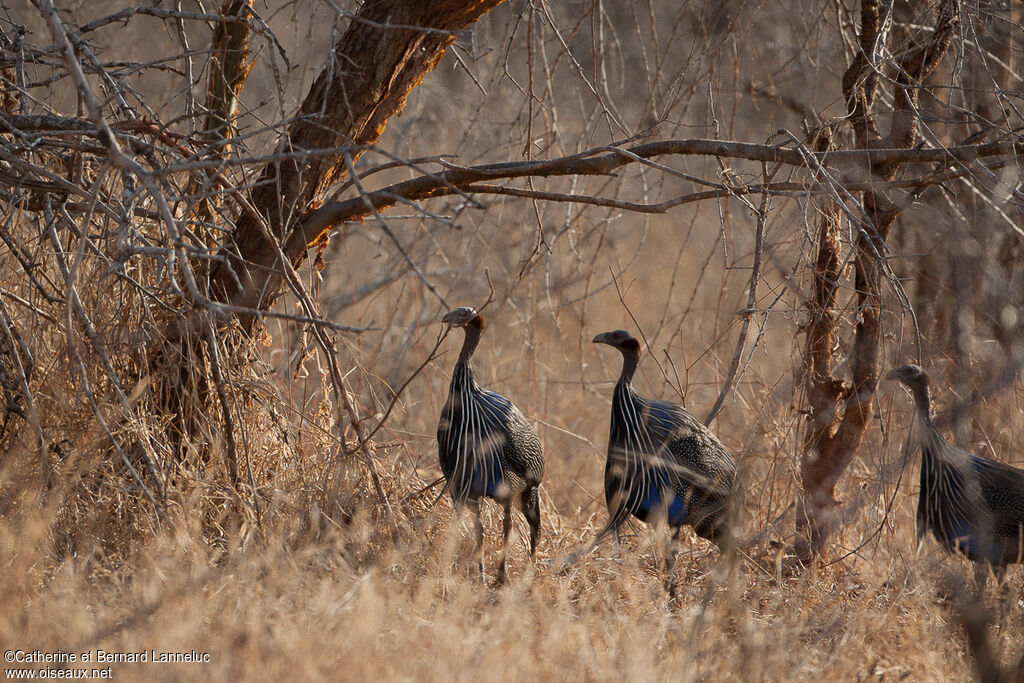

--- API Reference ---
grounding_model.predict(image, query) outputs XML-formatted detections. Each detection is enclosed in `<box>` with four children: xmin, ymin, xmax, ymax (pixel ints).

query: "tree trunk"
<box><xmin>797</xmin><ymin>0</ymin><xmax>956</xmax><ymax>560</ymax></box>
<box><xmin>207</xmin><ymin>0</ymin><xmax>506</xmax><ymax>327</ymax></box>
<box><xmin>146</xmin><ymin>0</ymin><xmax>506</xmax><ymax>486</ymax></box>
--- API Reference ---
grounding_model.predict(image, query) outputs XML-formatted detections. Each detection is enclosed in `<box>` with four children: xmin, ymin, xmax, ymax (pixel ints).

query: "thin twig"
<box><xmin>705</xmin><ymin>163</ymin><xmax>774</xmax><ymax>425</ymax></box>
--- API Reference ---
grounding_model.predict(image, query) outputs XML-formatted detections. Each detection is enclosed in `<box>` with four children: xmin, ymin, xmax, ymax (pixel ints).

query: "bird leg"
<box><xmin>497</xmin><ymin>499</ymin><xmax>513</xmax><ymax>586</ymax></box>
<box><xmin>665</xmin><ymin>526</ymin><xmax>683</xmax><ymax>573</ymax></box>
<box><xmin>523</xmin><ymin>485</ymin><xmax>541</xmax><ymax>557</ymax></box>
<box><xmin>967</xmin><ymin>562</ymin><xmax>1011</xmax><ymax>630</ymax></box>
<box><xmin>992</xmin><ymin>565</ymin><xmax>1015</xmax><ymax>628</ymax></box>
<box><xmin>663</xmin><ymin>526</ymin><xmax>683</xmax><ymax>599</ymax></box>
<box><xmin>613</xmin><ymin>527</ymin><xmax>622</xmax><ymax>557</ymax></box>
<box><xmin>467</xmin><ymin>499</ymin><xmax>486</xmax><ymax>582</ymax></box>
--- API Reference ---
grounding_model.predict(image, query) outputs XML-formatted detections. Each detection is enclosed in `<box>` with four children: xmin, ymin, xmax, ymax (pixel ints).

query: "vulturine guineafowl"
<box><xmin>888</xmin><ymin>364</ymin><xmax>1024</xmax><ymax>569</ymax></box>
<box><xmin>437</xmin><ymin>307</ymin><xmax>544</xmax><ymax>582</ymax></box>
<box><xmin>592</xmin><ymin>330</ymin><xmax>737</xmax><ymax>555</ymax></box>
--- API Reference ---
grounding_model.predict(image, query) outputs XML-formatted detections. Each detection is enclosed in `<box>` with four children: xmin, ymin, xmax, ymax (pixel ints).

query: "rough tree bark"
<box><xmin>59</xmin><ymin>0</ymin><xmax>512</xmax><ymax>498</ymax></box>
<box><xmin>206</xmin><ymin>0</ymin><xmax>506</xmax><ymax>327</ymax></box>
<box><xmin>797</xmin><ymin>0</ymin><xmax>957</xmax><ymax>559</ymax></box>
<box><xmin>147</xmin><ymin>0</ymin><xmax>507</xmax><ymax>485</ymax></box>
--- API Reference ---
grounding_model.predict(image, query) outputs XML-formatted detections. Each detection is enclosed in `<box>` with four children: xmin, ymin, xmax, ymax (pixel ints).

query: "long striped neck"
<box><xmin>452</xmin><ymin>316</ymin><xmax>484</xmax><ymax>390</ymax></box>
<box><xmin>611</xmin><ymin>347</ymin><xmax>641</xmax><ymax>434</ymax></box>
<box><xmin>451</xmin><ymin>359</ymin><xmax>477</xmax><ymax>393</ymax></box>
<box><xmin>912</xmin><ymin>377</ymin><xmax>943</xmax><ymax>525</ymax></box>
<box><xmin>912</xmin><ymin>380</ymin><xmax>967</xmax><ymax>469</ymax></box>
<box><xmin>909</xmin><ymin>379</ymin><xmax>933</xmax><ymax>426</ymax></box>
<box><xmin>457</xmin><ymin>317</ymin><xmax>483</xmax><ymax>364</ymax></box>
<box><xmin>617</xmin><ymin>346</ymin><xmax>639</xmax><ymax>384</ymax></box>
<box><xmin>906</xmin><ymin>378</ymin><xmax>937</xmax><ymax>466</ymax></box>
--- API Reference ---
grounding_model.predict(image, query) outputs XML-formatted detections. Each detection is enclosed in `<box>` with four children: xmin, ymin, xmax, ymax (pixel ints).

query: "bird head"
<box><xmin>592</xmin><ymin>330</ymin><xmax>641</xmax><ymax>353</ymax></box>
<box><xmin>886</xmin><ymin>364</ymin><xmax>928</xmax><ymax>388</ymax></box>
<box><xmin>442</xmin><ymin>307</ymin><xmax>481</xmax><ymax>328</ymax></box>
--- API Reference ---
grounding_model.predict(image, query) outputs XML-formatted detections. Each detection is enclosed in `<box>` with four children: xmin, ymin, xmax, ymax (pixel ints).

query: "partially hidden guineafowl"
<box><xmin>888</xmin><ymin>364</ymin><xmax>1024</xmax><ymax>568</ymax></box>
<box><xmin>592</xmin><ymin>330</ymin><xmax>737</xmax><ymax>551</ymax></box>
<box><xmin>438</xmin><ymin>307</ymin><xmax>544</xmax><ymax>582</ymax></box>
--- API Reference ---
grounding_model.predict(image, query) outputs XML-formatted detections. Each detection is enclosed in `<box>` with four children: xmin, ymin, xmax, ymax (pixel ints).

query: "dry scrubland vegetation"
<box><xmin>2</xmin><ymin>0</ymin><xmax>1024</xmax><ymax>679</ymax></box>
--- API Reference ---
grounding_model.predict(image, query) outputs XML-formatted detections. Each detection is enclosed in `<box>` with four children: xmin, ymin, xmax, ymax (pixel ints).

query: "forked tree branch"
<box><xmin>797</xmin><ymin>0</ymin><xmax>959</xmax><ymax>559</ymax></box>
<box><xmin>205</xmin><ymin>0</ymin><xmax>508</xmax><ymax>326</ymax></box>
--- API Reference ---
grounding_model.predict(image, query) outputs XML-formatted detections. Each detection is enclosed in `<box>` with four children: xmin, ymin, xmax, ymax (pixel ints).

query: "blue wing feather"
<box><xmin>636</xmin><ymin>468</ymin><xmax>689</xmax><ymax>525</ymax></box>
<box><xmin>923</xmin><ymin>455</ymin><xmax>1003</xmax><ymax>563</ymax></box>
<box><xmin>645</xmin><ymin>401</ymin><xmax>683</xmax><ymax>439</ymax></box>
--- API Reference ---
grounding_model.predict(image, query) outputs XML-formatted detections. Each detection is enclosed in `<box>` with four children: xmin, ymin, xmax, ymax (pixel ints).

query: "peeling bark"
<box><xmin>797</xmin><ymin>0</ymin><xmax>957</xmax><ymax>559</ymax></box>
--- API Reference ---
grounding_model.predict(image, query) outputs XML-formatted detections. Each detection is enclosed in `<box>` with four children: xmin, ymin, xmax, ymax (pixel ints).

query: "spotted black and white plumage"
<box><xmin>592</xmin><ymin>330</ymin><xmax>737</xmax><ymax>548</ymax></box>
<box><xmin>437</xmin><ymin>307</ymin><xmax>544</xmax><ymax>581</ymax></box>
<box><xmin>888</xmin><ymin>364</ymin><xmax>1024</xmax><ymax>567</ymax></box>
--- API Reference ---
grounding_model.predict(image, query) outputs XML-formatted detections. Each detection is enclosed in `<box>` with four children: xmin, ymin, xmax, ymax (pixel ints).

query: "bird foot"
<box><xmin>555</xmin><ymin>552</ymin><xmax>580</xmax><ymax>575</ymax></box>
<box><xmin>663</xmin><ymin>574</ymin><xmax>680</xmax><ymax>600</ymax></box>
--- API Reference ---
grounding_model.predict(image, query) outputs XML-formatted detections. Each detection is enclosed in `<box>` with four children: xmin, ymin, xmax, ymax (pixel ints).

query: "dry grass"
<box><xmin>3</xmin><ymin>436</ymin><xmax>1021</xmax><ymax>681</ymax></box>
<box><xmin>3</xmin><ymin>289</ymin><xmax>1023</xmax><ymax>680</ymax></box>
<box><xmin>2</xmin><ymin>0</ymin><xmax>1024</xmax><ymax>680</ymax></box>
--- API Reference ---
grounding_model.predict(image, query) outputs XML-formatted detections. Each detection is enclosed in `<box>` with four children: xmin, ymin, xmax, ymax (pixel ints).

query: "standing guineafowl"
<box><xmin>592</xmin><ymin>330</ymin><xmax>737</xmax><ymax>554</ymax></box>
<box><xmin>888</xmin><ymin>364</ymin><xmax>1024</xmax><ymax>569</ymax></box>
<box><xmin>438</xmin><ymin>307</ymin><xmax>544</xmax><ymax>582</ymax></box>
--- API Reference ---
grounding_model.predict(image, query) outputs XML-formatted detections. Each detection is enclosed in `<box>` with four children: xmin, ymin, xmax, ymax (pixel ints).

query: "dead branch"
<box><xmin>191</xmin><ymin>0</ymin><xmax>255</xmax><ymax>254</ymax></box>
<box><xmin>705</xmin><ymin>163</ymin><xmax>774</xmax><ymax>425</ymax></box>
